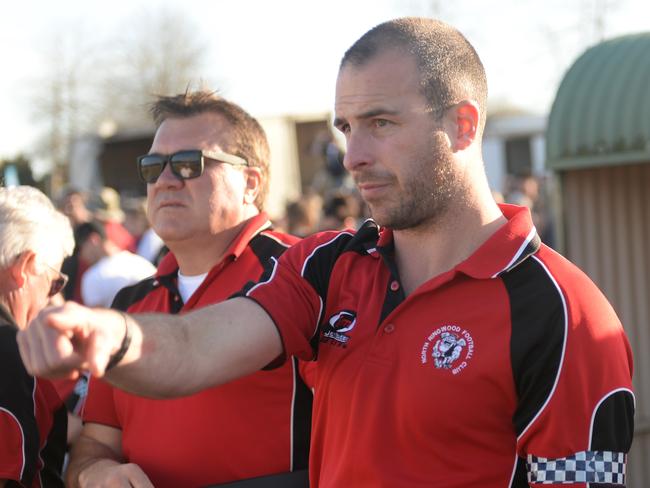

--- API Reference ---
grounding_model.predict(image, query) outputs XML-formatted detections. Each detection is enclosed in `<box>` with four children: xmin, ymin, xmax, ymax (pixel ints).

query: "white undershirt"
<box><xmin>177</xmin><ymin>271</ymin><xmax>209</xmax><ymax>303</ymax></box>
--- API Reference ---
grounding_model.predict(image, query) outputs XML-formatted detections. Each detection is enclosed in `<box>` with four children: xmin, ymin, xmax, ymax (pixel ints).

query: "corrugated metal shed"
<box><xmin>546</xmin><ymin>33</ymin><xmax>650</xmax><ymax>487</ymax></box>
<box><xmin>561</xmin><ymin>164</ymin><xmax>650</xmax><ymax>486</ymax></box>
<box><xmin>547</xmin><ymin>33</ymin><xmax>650</xmax><ymax>171</ymax></box>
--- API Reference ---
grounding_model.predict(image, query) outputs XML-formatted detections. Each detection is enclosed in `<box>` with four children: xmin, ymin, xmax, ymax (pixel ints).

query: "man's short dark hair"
<box><xmin>150</xmin><ymin>90</ymin><xmax>271</xmax><ymax>210</ymax></box>
<box><xmin>341</xmin><ymin>17</ymin><xmax>488</xmax><ymax>135</ymax></box>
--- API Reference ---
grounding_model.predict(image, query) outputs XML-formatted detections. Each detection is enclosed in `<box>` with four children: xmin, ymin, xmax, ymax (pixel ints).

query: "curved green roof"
<box><xmin>546</xmin><ymin>32</ymin><xmax>650</xmax><ymax>170</ymax></box>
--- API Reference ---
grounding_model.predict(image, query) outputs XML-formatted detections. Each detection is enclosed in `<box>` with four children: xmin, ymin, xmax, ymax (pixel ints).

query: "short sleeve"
<box><xmin>508</xmin><ymin>256</ymin><xmax>634</xmax><ymax>487</ymax></box>
<box><xmin>243</xmin><ymin>233</ymin><xmax>348</xmax><ymax>361</ymax></box>
<box><xmin>82</xmin><ymin>376</ymin><xmax>121</xmax><ymax>428</ymax></box>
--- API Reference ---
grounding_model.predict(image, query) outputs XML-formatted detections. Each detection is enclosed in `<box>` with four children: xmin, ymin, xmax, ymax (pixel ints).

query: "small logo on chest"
<box><xmin>321</xmin><ymin>310</ymin><xmax>357</xmax><ymax>348</ymax></box>
<box><xmin>421</xmin><ymin>325</ymin><xmax>474</xmax><ymax>375</ymax></box>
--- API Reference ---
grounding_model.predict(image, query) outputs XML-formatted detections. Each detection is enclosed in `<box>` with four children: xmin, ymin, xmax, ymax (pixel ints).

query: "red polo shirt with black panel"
<box><xmin>0</xmin><ymin>305</ymin><xmax>66</xmax><ymax>488</ymax></box>
<box><xmin>83</xmin><ymin>213</ymin><xmax>313</xmax><ymax>487</ymax></box>
<box><xmin>243</xmin><ymin>204</ymin><xmax>634</xmax><ymax>488</ymax></box>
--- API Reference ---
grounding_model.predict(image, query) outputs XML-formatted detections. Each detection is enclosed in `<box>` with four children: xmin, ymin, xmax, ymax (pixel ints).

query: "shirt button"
<box><xmin>384</xmin><ymin>323</ymin><xmax>395</xmax><ymax>334</ymax></box>
<box><xmin>152</xmin><ymin>280</ymin><xmax>159</xmax><ymax>286</ymax></box>
<box><xmin>390</xmin><ymin>280</ymin><xmax>400</xmax><ymax>292</ymax></box>
<box><xmin>173</xmin><ymin>295</ymin><xmax>180</xmax><ymax>301</ymax></box>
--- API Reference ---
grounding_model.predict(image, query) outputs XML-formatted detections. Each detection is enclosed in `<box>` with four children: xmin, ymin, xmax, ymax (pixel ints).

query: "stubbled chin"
<box><xmin>365</xmin><ymin>205</ymin><xmax>386</xmax><ymax>226</ymax></box>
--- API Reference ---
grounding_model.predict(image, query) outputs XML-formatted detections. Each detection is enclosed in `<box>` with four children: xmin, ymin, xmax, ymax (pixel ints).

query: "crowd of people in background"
<box><xmin>49</xmin><ymin>151</ymin><xmax>561</xmax><ymax>321</ymax></box>
<box><xmin>55</xmin><ymin>167</ymin><xmax>557</xmax><ymax>263</ymax></box>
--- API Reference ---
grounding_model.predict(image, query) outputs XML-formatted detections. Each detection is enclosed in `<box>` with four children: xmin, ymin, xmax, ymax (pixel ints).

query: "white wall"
<box><xmin>482</xmin><ymin>137</ymin><xmax>507</xmax><ymax>194</ymax></box>
<box><xmin>259</xmin><ymin>117</ymin><xmax>302</xmax><ymax>219</ymax></box>
<box><xmin>482</xmin><ymin>113</ymin><xmax>548</xmax><ymax>194</ymax></box>
<box><xmin>531</xmin><ymin>134</ymin><xmax>546</xmax><ymax>176</ymax></box>
<box><xmin>68</xmin><ymin>135</ymin><xmax>103</xmax><ymax>191</ymax></box>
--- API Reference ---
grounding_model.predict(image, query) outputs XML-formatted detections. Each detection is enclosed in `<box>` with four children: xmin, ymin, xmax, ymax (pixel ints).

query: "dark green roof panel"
<box><xmin>547</xmin><ymin>33</ymin><xmax>650</xmax><ymax>170</ymax></box>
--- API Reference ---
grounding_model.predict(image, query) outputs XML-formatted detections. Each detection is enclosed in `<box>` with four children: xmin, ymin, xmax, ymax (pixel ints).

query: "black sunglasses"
<box><xmin>44</xmin><ymin>263</ymin><xmax>69</xmax><ymax>298</ymax></box>
<box><xmin>137</xmin><ymin>149</ymin><xmax>248</xmax><ymax>184</ymax></box>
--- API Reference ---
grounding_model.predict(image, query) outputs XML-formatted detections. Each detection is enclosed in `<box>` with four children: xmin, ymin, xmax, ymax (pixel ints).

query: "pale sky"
<box><xmin>1</xmin><ymin>0</ymin><xmax>649</xmax><ymax>164</ymax></box>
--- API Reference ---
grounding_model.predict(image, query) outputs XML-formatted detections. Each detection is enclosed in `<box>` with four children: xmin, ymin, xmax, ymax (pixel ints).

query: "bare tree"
<box><xmin>29</xmin><ymin>7</ymin><xmax>209</xmax><ymax>193</ymax></box>
<box><xmin>29</xmin><ymin>27</ymin><xmax>106</xmax><ymax>193</ymax></box>
<box><xmin>98</xmin><ymin>7</ymin><xmax>208</xmax><ymax>130</ymax></box>
<box><xmin>580</xmin><ymin>0</ymin><xmax>624</xmax><ymax>44</ymax></box>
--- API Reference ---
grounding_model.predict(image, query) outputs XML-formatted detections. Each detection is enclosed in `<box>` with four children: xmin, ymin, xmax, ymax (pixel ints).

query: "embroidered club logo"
<box><xmin>421</xmin><ymin>325</ymin><xmax>474</xmax><ymax>375</ymax></box>
<box><xmin>321</xmin><ymin>310</ymin><xmax>357</xmax><ymax>347</ymax></box>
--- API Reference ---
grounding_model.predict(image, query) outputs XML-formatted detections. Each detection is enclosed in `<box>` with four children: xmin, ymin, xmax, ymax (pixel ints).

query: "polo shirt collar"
<box><xmin>155</xmin><ymin>212</ymin><xmax>273</xmax><ymax>277</ymax></box>
<box><xmin>456</xmin><ymin>204</ymin><xmax>540</xmax><ymax>279</ymax></box>
<box><xmin>375</xmin><ymin>204</ymin><xmax>540</xmax><ymax>279</ymax></box>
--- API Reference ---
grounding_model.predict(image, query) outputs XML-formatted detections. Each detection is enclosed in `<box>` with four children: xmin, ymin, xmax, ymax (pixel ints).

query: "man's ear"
<box><xmin>9</xmin><ymin>250</ymin><xmax>37</xmax><ymax>288</ymax></box>
<box><xmin>243</xmin><ymin>166</ymin><xmax>263</xmax><ymax>205</ymax></box>
<box><xmin>453</xmin><ymin>100</ymin><xmax>479</xmax><ymax>151</ymax></box>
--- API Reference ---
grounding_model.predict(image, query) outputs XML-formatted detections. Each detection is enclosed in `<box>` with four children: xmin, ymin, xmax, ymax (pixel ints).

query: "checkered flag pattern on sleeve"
<box><xmin>527</xmin><ymin>450</ymin><xmax>626</xmax><ymax>484</ymax></box>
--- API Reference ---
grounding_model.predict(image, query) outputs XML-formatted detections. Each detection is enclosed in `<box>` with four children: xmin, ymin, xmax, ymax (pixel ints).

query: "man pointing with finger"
<box><xmin>19</xmin><ymin>18</ymin><xmax>634</xmax><ymax>488</ymax></box>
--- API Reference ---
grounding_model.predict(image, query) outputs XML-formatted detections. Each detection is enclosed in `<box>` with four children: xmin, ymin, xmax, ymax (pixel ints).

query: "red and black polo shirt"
<box><xmin>0</xmin><ymin>305</ymin><xmax>66</xmax><ymax>488</ymax></box>
<box><xmin>83</xmin><ymin>213</ymin><xmax>313</xmax><ymax>488</ymax></box>
<box><xmin>244</xmin><ymin>204</ymin><xmax>634</xmax><ymax>488</ymax></box>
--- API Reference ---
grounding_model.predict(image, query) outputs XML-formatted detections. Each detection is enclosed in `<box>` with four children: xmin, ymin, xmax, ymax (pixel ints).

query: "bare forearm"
<box><xmin>105</xmin><ymin>298</ymin><xmax>283</xmax><ymax>398</ymax></box>
<box><xmin>17</xmin><ymin>298</ymin><xmax>283</xmax><ymax>397</ymax></box>
<box><xmin>66</xmin><ymin>434</ymin><xmax>122</xmax><ymax>488</ymax></box>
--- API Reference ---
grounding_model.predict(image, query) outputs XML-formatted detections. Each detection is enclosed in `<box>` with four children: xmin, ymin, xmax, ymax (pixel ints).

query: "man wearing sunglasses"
<box><xmin>0</xmin><ymin>185</ymin><xmax>75</xmax><ymax>487</ymax></box>
<box><xmin>65</xmin><ymin>92</ymin><xmax>312</xmax><ymax>488</ymax></box>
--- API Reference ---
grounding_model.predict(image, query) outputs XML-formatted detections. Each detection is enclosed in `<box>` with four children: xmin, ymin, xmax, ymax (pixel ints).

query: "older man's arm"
<box><xmin>66</xmin><ymin>423</ymin><xmax>153</xmax><ymax>488</ymax></box>
<box><xmin>17</xmin><ymin>297</ymin><xmax>282</xmax><ymax>398</ymax></box>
